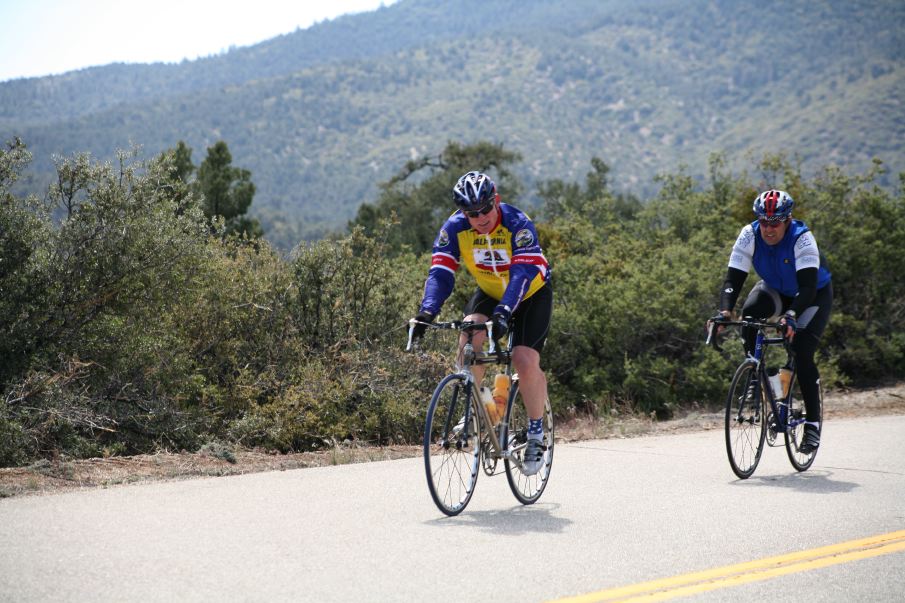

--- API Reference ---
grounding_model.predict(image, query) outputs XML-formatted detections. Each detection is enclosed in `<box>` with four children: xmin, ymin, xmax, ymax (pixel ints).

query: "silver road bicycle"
<box><xmin>408</xmin><ymin>319</ymin><xmax>554</xmax><ymax>516</ymax></box>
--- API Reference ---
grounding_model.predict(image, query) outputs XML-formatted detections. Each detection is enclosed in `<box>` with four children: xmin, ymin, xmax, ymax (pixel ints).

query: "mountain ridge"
<box><xmin>3</xmin><ymin>0</ymin><xmax>903</xmax><ymax>248</ymax></box>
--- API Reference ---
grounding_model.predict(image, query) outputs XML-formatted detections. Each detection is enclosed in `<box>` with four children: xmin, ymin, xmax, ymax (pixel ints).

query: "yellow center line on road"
<box><xmin>550</xmin><ymin>529</ymin><xmax>905</xmax><ymax>603</ymax></box>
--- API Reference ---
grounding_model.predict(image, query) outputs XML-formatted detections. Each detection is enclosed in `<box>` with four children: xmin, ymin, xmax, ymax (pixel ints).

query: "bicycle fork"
<box><xmin>447</xmin><ymin>377</ymin><xmax>509</xmax><ymax>458</ymax></box>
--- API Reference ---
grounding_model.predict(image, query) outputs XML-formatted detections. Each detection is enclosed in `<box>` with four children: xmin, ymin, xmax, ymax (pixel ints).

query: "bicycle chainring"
<box><xmin>766</xmin><ymin>412</ymin><xmax>779</xmax><ymax>446</ymax></box>
<box><xmin>481</xmin><ymin>436</ymin><xmax>497</xmax><ymax>475</ymax></box>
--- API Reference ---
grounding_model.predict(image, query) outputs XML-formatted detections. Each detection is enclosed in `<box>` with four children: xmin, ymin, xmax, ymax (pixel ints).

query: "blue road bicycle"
<box><xmin>708</xmin><ymin>318</ymin><xmax>821</xmax><ymax>479</ymax></box>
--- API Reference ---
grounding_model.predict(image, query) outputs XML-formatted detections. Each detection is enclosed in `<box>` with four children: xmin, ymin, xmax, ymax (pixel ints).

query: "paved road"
<box><xmin>2</xmin><ymin>415</ymin><xmax>903</xmax><ymax>602</ymax></box>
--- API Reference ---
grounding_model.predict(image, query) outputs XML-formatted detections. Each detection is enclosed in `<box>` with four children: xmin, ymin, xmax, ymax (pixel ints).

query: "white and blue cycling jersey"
<box><xmin>728</xmin><ymin>220</ymin><xmax>831</xmax><ymax>297</ymax></box>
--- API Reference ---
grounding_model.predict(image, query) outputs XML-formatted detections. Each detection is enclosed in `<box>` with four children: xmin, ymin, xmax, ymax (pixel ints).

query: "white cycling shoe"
<box><xmin>522</xmin><ymin>438</ymin><xmax>545</xmax><ymax>475</ymax></box>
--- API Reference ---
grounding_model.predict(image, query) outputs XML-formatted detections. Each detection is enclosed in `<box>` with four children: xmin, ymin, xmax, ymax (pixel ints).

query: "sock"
<box><xmin>527</xmin><ymin>417</ymin><xmax>543</xmax><ymax>440</ymax></box>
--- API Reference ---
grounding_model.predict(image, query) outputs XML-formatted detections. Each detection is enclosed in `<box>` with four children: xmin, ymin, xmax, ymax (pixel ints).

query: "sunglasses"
<box><xmin>759</xmin><ymin>217</ymin><xmax>788</xmax><ymax>229</ymax></box>
<box><xmin>464</xmin><ymin>203</ymin><xmax>495</xmax><ymax>218</ymax></box>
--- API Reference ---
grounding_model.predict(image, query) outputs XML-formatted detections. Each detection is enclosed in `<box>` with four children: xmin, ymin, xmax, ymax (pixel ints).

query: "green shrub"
<box><xmin>3</xmin><ymin>140</ymin><xmax>903</xmax><ymax>465</ymax></box>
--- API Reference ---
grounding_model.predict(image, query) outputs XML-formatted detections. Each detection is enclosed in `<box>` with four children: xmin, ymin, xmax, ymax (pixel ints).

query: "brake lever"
<box><xmin>405</xmin><ymin>318</ymin><xmax>416</xmax><ymax>352</ymax></box>
<box><xmin>705</xmin><ymin>321</ymin><xmax>724</xmax><ymax>352</ymax></box>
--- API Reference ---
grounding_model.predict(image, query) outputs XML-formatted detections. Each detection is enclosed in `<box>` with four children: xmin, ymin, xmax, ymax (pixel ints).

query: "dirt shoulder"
<box><xmin>2</xmin><ymin>383</ymin><xmax>903</xmax><ymax>499</ymax></box>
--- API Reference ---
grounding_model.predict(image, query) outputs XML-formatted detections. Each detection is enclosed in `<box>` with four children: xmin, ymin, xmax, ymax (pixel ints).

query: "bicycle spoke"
<box><xmin>419</xmin><ymin>320</ymin><xmax>554</xmax><ymax>514</ymax></box>
<box><xmin>714</xmin><ymin>318</ymin><xmax>818</xmax><ymax>478</ymax></box>
<box><xmin>433</xmin><ymin>452</ymin><xmax>471</xmax><ymax>508</ymax></box>
<box><xmin>504</xmin><ymin>383</ymin><xmax>553</xmax><ymax>504</ymax></box>
<box><xmin>785</xmin><ymin>378</ymin><xmax>820</xmax><ymax>471</ymax></box>
<box><xmin>424</xmin><ymin>374</ymin><xmax>480</xmax><ymax>516</ymax></box>
<box><xmin>725</xmin><ymin>364</ymin><xmax>765</xmax><ymax>479</ymax></box>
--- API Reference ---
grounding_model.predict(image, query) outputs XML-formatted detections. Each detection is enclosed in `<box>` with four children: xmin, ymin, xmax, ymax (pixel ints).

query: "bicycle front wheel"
<box><xmin>725</xmin><ymin>362</ymin><xmax>766</xmax><ymax>479</ymax></box>
<box><xmin>503</xmin><ymin>380</ymin><xmax>554</xmax><ymax>505</ymax></box>
<box><xmin>785</xmin><ymin>376</ymin><xmax>822</xmax><ymax>471</ymax></box>
<box><xmin>424</xmin><ymin>374</ymin><xmax>481</xmax><ymax>516</ymax></box>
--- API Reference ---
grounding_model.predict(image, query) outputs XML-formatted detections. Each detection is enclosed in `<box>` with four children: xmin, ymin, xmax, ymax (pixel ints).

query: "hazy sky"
<box><xmin>0</xmin><ymin>0</ymin><xmax>397</xmax><ymax>82</ymax></box>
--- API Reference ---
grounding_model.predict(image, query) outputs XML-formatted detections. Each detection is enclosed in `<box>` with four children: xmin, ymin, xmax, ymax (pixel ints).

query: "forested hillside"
<box><xmin>2</xmin><ymin>0</ymin><xmax>903</xmax><ymax>249</ymax></box>
<box><xmin>3</xmin><ymin>137</ymin><xmax>904</xmax><ymax>467</ymax></box>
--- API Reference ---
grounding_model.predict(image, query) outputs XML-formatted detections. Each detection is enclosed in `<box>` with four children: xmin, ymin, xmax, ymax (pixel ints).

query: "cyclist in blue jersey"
<box><xmin>708</xmin><ymin>189</ymin><xmax>832</xmax><ymax>453</ymax></box>
<box><xmin>411</xmin><ymin>171</ymin><xmax>553</xmax><ymax>475</ymax></box>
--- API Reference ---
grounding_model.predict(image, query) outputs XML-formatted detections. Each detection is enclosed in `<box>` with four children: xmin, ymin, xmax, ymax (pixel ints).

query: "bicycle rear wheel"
<box><xmin>424</xmin><ymin>374</ymin><xmax>481</xmax><ymax>516</ymax></box>
<box><xmin>503</xmin><ymin>380</ymin><xmax>554</xmax><ymax>504</ymax></box>
<box><xmin>725</xmin><ymin>362</ymin><xmax>766</xmax><ymax>479</ymax></box>
<box><xmin>785</xmin><ymin>376</ymin><xmax>822</xmax><ymax>471</ymax></box>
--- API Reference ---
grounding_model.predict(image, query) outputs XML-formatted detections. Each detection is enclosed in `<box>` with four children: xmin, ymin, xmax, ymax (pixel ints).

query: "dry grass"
<box><xmin>2</xmin><ymin>383</ymin><xmax>902</xmax><ymax>499</ymax></box>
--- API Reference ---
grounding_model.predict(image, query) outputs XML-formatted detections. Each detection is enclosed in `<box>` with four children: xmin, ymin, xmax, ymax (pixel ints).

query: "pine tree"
<box><xmin>196</xmin><ymin>141</ymin><xmax>262</xmax><ymax>238</ymax></box>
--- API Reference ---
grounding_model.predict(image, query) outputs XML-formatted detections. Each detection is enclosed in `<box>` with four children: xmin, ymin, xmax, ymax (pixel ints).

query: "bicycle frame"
<box><xmin>409</xmin><ymin>319</ymin><xmax>516</xmax><ymax>463</ymax></box>
<box><xmin>750</xmin><ymin>329</ymin><xmax>801</xmax><ymax>433</ymax></box>
<box><xmin>411</xmin><ymin>316</ymin><xmax>554</xmax><ymax>514</ymax></box>
<box><xmin>459</xmin><ymin>372</ymin><xmax>516</xmax><ymax>463</ymax></box>
<box><xmin>709</xmin><ymin>318</ymin><xmax>799</xmax><ymax>433</ymax></box>
<box><xmin>709</xmin><ymin>316</ymin><xmax>818</xmax><ymax>478</ymax></box>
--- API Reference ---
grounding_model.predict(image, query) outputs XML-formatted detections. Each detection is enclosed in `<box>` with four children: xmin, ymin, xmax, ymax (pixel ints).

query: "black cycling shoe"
<box><xmin>799</xmin><ymin>423</ymin><xmax>820</xmax><ymax>455</ymax></box>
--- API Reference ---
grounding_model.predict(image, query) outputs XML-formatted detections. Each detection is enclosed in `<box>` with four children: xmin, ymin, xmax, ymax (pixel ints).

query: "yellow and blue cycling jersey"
<box><xmin>419</xmin><ymin>203</ymin><xmax>550</xmax><ymax>316</ymax></box>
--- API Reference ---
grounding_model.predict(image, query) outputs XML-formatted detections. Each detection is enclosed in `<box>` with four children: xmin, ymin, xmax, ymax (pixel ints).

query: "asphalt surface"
<box><xmin>2</xmin><ymin>415</ymin><xmax>903</xmax><ymax>602</ymax></box>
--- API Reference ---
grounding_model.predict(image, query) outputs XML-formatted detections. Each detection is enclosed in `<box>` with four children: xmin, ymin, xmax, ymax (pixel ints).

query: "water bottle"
<box><xmin>779</xmin><ymin>367</ymin><xmax>792</xmax><ymax>398</ymax></box>
<box><xmin>767</xmin><ymin>368</ymin><xmax>783</xmax><ymax>400</ymax></box>
<box><xmin>492</xmin><ymin>374</ymin><xmax>510</xmax><ymax>421</ymax></box>
<box><xmin>481</xmin><ymin>387</ymin><xmax>500</xmax><ymax>425</ymax></box>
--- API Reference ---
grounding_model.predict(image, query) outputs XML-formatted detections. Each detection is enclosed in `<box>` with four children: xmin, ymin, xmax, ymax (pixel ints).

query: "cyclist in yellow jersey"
<box><xmin>411</xmin><ymin>171</ymin><xmax>552</xmax><ymax>475</ymax></box>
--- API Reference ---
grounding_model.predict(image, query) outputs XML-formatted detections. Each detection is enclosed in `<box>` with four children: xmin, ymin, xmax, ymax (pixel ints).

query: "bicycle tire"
<box><xmin>503</xmin><ymin>380</ymin><xmax>554</xmax><ymax>504</ymax></box>
<box><xmin>423</xmin><ymin>374</ymin><xmax>481</xmax><ymax>516</ymax></box>
<box><xmin>785</xmin><ymin>376</ymin><xmax>822</xmax><ymax>471</ymax></box>
<box><xmin>725</xmin><ymin>361</ymin><xmax>766</xmax><ymax>479</ymax></box>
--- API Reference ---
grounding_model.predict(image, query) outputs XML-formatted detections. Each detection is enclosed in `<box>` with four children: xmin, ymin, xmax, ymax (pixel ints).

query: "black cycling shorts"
<box><xmin>463</xmin><ymin>283</ymin><xmax>552</xmax><ymax>352</ymax></box>
<box><xmin>742</xmin><ymin>280</ymin><xmax>833</xmax><ymax>339</ymax></box>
